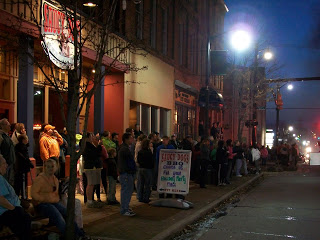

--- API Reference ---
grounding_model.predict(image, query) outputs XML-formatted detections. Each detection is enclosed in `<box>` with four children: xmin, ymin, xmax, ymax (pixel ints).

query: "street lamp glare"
<box><xmin>288</xmin><ymin>126</ymin><xmax>294</xmax><ymax>131</ymax></box>
<box><xmin>264</xmin><ymin>51</ymin><xmax>273</xmax><ymax>60</ymax></box>
<box><xmin>230</xmin><ymin>30</ymin><xmax>251</xmax><ymax>51</ymax></box>
<box><xmin>287</xmin><ymin>84</ymin><xmax>293</xmax><ymax>90</ymax></box>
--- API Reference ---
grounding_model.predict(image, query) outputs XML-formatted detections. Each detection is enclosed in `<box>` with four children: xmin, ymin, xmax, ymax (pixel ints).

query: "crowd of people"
<box><xmin>1</xmin><ymin>117</ymin><xmax>292</xmax><ymax>239</ymax></box>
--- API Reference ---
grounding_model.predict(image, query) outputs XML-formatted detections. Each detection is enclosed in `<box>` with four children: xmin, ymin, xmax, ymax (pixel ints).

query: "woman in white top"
<box><xmin>251</xmin><ymin>145</ymin><xmax>261</xmax><ymax>174</ymax></box>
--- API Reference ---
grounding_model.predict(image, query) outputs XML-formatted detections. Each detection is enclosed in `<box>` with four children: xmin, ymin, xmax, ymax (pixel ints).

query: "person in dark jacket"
<box><xmin>216</xmin><ymin>140</ymin><xmax>228</xmax><ymax>185</ymax></box>
<box><xmin>198</xmin><ymin>120</ymin><xmax>204</xmax><ymax>137</ymax></box>
<box><xmin>233</xmin><ymin>141</ymin><xmax>244</xmax><ymax>177</ymax></box>
<box><xmin>0</xmin><ymin>118</ymin><xmax>16</xmax><ymax>186</ymax></box>
<box><xmin>82</xmin><ymin>133</ymin><xmax>103</xmax><ymax>208</ymax></box>
<box><xmin>169</xmin><ymin>134</ymin><xmax>179</xmax><ymax>149</ymax></box>
<box><xmin>137</xmin><ymin>139</ymin><xmax>153</xmax><ymax>203</ymax></box>
<box><xmin>199</xmin><ymin>138</ymin><xmax>210</xmax><ymax>188</ymax></box>
<box><xmin>106</xmin><ymin>148</ymin><xmax>119</xmax><ymax>205</ymax></box>
<box><xmin>118</xmin><ymin>133</ymin><xmax>136</xmax><ymax>216</ymax></box>
<box><xmin>181</xmin><ymin>136</ymin><xmax>193</xmax><ymax>151</ymax></box>
<box><xmin>210</xmin><ymin>122</ymin><xmax>218</xmax><ymax>139</ymax></box>
<box><xmin>14</xmin><ymin>134</ymin><xmax>33</xmax><ymax>199</ymax></box>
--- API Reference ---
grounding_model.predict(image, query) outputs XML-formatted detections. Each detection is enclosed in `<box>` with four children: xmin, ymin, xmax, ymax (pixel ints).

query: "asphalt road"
<box><xmin>199</xmin><ymin>166</ymin><xmax>320</xmax><ymax>240</ymax></box>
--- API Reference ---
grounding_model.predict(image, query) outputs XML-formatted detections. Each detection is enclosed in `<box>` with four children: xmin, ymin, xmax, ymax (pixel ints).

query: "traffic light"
<box><xmin>276</xmin><ymin>93</ymin><xmax>283</xmax><ymax>110</ymax></box>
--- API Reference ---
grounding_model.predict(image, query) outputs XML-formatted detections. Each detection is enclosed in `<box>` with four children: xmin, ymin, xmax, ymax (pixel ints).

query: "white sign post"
<box><xmin>157</xmin><ymin>149</ymin><xmax>192</xmax><ymax>195</ymax></box>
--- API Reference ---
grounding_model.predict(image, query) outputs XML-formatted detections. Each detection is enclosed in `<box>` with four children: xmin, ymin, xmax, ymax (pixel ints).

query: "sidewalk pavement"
<box><xmin>80</xmin><ymin>174</ymin><xmax>263</xmax><ymax>240</ymax></box>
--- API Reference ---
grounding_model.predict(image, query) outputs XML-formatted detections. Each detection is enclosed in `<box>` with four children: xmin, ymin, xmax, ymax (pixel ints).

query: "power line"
<box><xmin>264</xmin><ymin>107</ymin><xmax>320</xmax><ymax>110</ymax></box>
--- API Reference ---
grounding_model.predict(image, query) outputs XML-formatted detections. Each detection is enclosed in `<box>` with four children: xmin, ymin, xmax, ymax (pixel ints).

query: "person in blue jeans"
<box><xmin>137</xmin><ymin>139</ymin><xmax>154</xmax><ymax>203</ymax></box>
<box><xmin>31</xmin><ymin>159</ymin><xmax>85</xmax><ymax>237</ymax></box>
<box><xmin>118</xmin><ymin>133</ymin><xmax>136</xmax><ymax>216</ymax></box>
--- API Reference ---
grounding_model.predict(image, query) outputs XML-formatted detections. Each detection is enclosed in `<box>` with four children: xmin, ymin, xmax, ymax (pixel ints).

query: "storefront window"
<box><xmin>34</xmin><ymin>86</ymin><xmax>44</xmax><ymax>124</ymax></box>
<box><xmin>0</xmin><ymin>77</ymin><xmax>9</xmax><ymax>100</ymax></box>
<box><xmin>33</xmin><ymin>65</ymin><xmax>38</xmax><ymax>81</ymax></box>
<box><xmin>49</xmin><ymin>88</ymin><xmax>68</xmax><ymax>132</ymax></box>
<box><xmin>0</xmin><ymin>48</ymin><xmax>5</xmax><ymax>73</ymax></box>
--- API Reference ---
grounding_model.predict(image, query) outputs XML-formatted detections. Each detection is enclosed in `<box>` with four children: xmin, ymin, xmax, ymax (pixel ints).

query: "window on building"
<box><xmin>179</xmin><ymin>23</ymin><xmax>183</xmax><ymax>65</ymax></box>
<box><xmin>33</xmin><ymin>65</ymin><xmax>38</xmax><ymax>81</ymax></box>
<box><xmin>184</xmin><ymin>20</ymin><xmax>188</xmax><ymax>67</ymax></box>
<box><xmin>0</xmin><ymin>48</ymin><xmax>5</xmax><ymax>73</ymax></box>
<box><xmin>162</xmin><ymin>8</ymin><xmax>168</xmax><ymax>55</ymax></box>
<box><xmin>160</xmin><ymin>108</ymin><xmax>170</xmax><ymax>137</ymax></box>
<box><xmin>136</xmin><ymin>1</ymin><xmax>143</xmax><ymax>40</ymax></box>
<box><xmin>0</xmin><ymin>78</ymin><xmax>9</xmax><ymax>100</ymax></box>
<box><xmin>49</xmin><ymin>88</ymin><xmax>68</xmax><ymax>131</ymax></box>
<box><xmin>34</xmin><ymin>86</ymin><xmax>44</xmax><ymax>124</ymax></box>
<box><xmin>189</xmin><ymin>35</ymin><xmax>194</xmax><ymax>72</ymax></box>
<box><xmin>150</xmin><ymin>0</ymin><xmax>156</xmax><ymax>47</ymax></box>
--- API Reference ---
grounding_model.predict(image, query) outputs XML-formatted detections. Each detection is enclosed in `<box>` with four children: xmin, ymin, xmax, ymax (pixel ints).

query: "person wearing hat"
<box><xmin>39</xmin><ymin>125</ymin><xmax>63</xmax><ymax>172</ymax></box>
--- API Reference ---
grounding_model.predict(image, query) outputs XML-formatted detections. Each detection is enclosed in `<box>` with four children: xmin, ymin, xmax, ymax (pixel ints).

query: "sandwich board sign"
<box><xmin>157</xmin><ymin>149</ymin><xmax>192</xmax><ymax>195</ymax></box>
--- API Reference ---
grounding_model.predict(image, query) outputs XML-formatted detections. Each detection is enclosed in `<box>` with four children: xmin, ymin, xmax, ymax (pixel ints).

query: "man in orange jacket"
<box><xmin>39</xmin><ymin>125</ymin><xmax>63</xmax><ymax>174</ymax></box>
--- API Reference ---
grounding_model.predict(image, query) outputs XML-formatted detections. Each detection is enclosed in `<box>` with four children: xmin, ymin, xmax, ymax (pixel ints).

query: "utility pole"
<box><xmin>251</xmin><ymin>43</ymin><xmax>259</xmax><ymax>145</ymax></box>
<box><xmin>204</xmin><ymin>0</ymin><xmax>211</xmax><ymax>137</ymax></box>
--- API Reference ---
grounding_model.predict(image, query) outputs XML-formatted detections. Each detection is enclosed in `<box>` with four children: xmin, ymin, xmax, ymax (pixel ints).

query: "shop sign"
<box><xmin>175</xmin><ymin>89</ymin><xmax>196</xmax><ymax>107</ymax></box>
<box><xmin>41</xmin><ymin>0</ymin><xmax>80</xmax><ymax>69</ymax></box>
<box><xmin>157</xmin><ymin>149</ymin><xmax>192</xmax><ymax>195</ymax></box>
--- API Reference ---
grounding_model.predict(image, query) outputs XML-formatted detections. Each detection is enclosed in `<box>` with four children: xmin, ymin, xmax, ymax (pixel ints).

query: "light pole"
<box><xmin>273</xmin><ymin>83</ymin><xmax>293</xmax><ymax>146</ymax></box>
<box><xmin>204</xmin><ymin>30</ymin><xmax>251</xmax><ymax>136</ymax></box>
<box><xmin>250</xmin><ymin>44</ymin><xmax>273</xmax><ymax>145</ymax></box>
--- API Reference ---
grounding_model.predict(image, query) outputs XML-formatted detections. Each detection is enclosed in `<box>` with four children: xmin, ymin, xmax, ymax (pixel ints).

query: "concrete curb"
<box><xmin>150</xmin><ymin>173</ymin><xmax>264</xmax><ymax>240</ymax></box>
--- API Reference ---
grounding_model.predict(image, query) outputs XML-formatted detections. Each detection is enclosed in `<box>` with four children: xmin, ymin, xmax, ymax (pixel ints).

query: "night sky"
<box><xmin>224</xmin><ymin>0</ymin><xmax>320</xmax><ymax>134</ymax></box>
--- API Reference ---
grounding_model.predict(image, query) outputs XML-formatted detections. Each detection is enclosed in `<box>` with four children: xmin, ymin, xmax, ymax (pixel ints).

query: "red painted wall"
<box><xmin>104</xmin><ymin>74</ymin><xmax>124</xmax><ymax>136</ymax></box>
<box><xmin>87</xmin><ymin>82</ymin><xmax>95</xmax><ymax>133</ymax></box>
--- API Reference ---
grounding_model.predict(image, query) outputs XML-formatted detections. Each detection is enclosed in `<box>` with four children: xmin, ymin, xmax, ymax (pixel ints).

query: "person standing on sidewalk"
<box><xmin>39</xmin><ymin>124</ymin><xmax>63</xmax><ymax>177</ymax></box>
<box><xmin>260</xmin><ymin>146</ymin><xmax>268</xmax><ymax>166</ymax></box>
<box><xmin>216</xmin><ymin>140</ymin><xmax>228</xmax><ymax>185</ymax></box>
<box><xmin>199</xmin><ymin>138</ymin><xmax>210</xmax><ymax>188</ymax></box>
<box><xmin>226</xmin><ymin>139</ymin><xmax>235</xmax><ymax>183</ymax></box>
<box><xmin>137</xmin><ymin>139</ymin><xmax>154</xmax><ymax>203</ymax></box>
<box><xmin>0</xmin><ymin>118</ymin><xmax>16</xmax><ymax>186</ymax></box>
<box><xmin>118</xmin><ymin>133</ymin><xmax>136</xmax><ymax>216</ymax></box>
<box><xmin>252</xmin><ymin>144</ymin><xmax>261</xmax><ymax>174</ymax></box>
<box><xmin>210</xmin><ymin>141</ymin><xmax>219</xmax><ymax>186</ymax></box>
<box><xmin>233</xmin><ymin>141</ymin><xmax>244</xmax><ymax>177</ymax></box>
<box><xmin>82</xmin><ymin>133</ymin><xmax>104</xmax><ymax>208</ymax></box>
<box><xmin>106</xmin><ymin>148</ymin><xmax>119</xmax><ymax>205</ymax></box>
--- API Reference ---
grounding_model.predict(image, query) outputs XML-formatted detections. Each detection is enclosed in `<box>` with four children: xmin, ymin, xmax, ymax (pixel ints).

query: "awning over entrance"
<box><xmin>175</xmin><ymin>80</ymin><xmax>198</xmax><ymax>94</ymax></box>
<box><xmin>198</xmin><ymin>87</ymin><xmax>224</xmax><ymax>109</ymax></box>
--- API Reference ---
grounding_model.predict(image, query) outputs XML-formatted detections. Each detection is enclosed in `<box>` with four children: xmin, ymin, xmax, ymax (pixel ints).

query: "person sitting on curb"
<box><xmin>0</xmin><ymin>154</ymin><xmax>31</xmax><ymax>240</ymax></box>
<box><xmin>31</xmin><ymin>159</ymin><xmax>85</xmax><ymax>238</ymax></box>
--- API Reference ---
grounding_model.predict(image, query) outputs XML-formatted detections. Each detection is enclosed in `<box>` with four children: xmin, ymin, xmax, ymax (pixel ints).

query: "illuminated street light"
<box><xmin>230</xmin><ymin>30</ymin><xmax>251</xmax><ymax>51</ymax></box>
<box><xmin>264</xmin><ymin>51</ymin><xmax>273</xmax><ymax>60</ymax></box>
<box><xmin>288</xmin><ymin>126</ymin><xmax>294</xmax><ymax>131</ymax></box>
<box><xmin>83</xmin><ymin>2</ymin><xmax>97</xmax><ymax>7</ymax></box>
<box><xmin>287</xmin><ymin>84</ymin><xmax>293</xmax><ymax>90</ymax></box>
<box><xmin>303</xmin><ymin>140</ymin><xmax>307</xmax><ymax>146</ymax></box>
<box><xmin>293</xmin><ymin>134</ymin><xmax>296</xmax><ymax>137</ymax></box>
